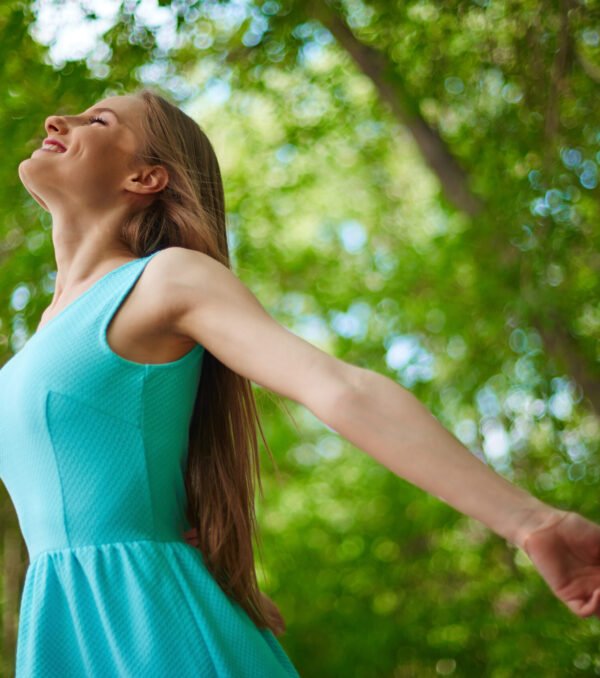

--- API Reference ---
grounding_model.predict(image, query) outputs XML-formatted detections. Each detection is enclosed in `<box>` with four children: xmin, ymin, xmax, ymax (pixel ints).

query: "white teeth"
<box><xmin>42</xmin><ymin>144</ymin><xmax>64</xmax><ymax>152</ymax></box>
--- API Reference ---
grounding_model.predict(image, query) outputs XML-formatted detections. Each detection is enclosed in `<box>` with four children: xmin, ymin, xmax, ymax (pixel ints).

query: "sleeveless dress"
<box><xmin>0</xmin><ymin>250</ymin><xmax>300</xmax><ymax>677</ymax></box>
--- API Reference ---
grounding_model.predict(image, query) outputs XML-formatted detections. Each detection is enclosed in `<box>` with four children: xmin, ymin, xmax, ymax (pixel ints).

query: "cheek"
<box><xmin>75</xmin><ymin>141</ymin><xmax>130</xmax><ymax>177</ymax></box>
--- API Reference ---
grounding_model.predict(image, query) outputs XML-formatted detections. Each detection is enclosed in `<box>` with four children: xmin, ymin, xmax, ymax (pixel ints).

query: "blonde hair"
<box><xmin>121</xmin><ymin>87</ymin><xmax>285</xmax><ymax>635</ymax></box>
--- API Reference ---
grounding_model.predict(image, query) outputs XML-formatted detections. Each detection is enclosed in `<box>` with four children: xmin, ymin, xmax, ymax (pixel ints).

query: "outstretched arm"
<box><xmin>311</xmin><ymin>367</ymin><xmax>600</xmax><ymax>619</ymax></box>
<box><xmin>316</xmin><ymin>365</ymin><xmax>552</xmax><ymax>551</ymax></box>
<box><xmin>159</xmin><ymin>246</ymin><xmax>600</xmax><ymax>620</ymax></box>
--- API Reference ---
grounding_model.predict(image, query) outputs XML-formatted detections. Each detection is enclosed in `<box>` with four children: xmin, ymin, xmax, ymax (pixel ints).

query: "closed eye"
<box><xmin>89</xmin><ymin>115</ymin><xmax>107</xmax><ymax>125</ymax></box>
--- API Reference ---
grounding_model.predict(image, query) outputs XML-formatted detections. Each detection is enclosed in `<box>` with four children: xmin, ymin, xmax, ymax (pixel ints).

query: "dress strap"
<box><xmin>106</xmin><ymin>251</ymin><xmax>162</xmax><ymax>325</ymax></box>
<box><xmin>96</xmin><ymin>249</ymin><xmax>204</xmax><ymax>369</ymax></box>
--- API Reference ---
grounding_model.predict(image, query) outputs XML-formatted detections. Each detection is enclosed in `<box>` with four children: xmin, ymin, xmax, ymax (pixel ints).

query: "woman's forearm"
<box><xmin>320</xmin><ymin>366</ymin><xmax>560</xmax><ymax>550</ymax></box>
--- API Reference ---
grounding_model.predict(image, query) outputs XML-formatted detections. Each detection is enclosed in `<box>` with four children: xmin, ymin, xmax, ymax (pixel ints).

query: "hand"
<box><xmin>522</xmin><ymin>509</ymin><xmax>600</xmax><ymax>618</ymax></box>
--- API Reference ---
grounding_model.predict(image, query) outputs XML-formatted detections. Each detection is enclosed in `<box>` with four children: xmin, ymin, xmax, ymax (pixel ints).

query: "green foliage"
<box><xmin>1</xmin><ymin>0</ymin><xmax>599</xmax><ymax>675</ymax></box>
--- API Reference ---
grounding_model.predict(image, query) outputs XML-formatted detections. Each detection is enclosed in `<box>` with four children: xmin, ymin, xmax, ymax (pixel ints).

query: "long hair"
<box><xmin>120</xmin><ymin>87</ymin><xmax>285</xmax><ymax>635</ymax></box>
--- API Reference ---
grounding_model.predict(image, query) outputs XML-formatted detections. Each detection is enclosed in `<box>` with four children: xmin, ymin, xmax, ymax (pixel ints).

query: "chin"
<box><xmin>18</xmin><ymin>160</ymin><xmax>50</xmax><ymax>211</ymax></box>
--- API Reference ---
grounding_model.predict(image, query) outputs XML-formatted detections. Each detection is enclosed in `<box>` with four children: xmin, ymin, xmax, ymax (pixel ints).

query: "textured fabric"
<box><xmin>0</xmin><ymin>250</ymin><xmax>300</xmax><ymax>677</ymax></box>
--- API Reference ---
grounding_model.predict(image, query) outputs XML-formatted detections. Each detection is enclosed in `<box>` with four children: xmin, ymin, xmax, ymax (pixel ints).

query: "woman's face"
<box><xmin>18</xmin><ymin>94</ymin><xmax>154</xmax><ymax>213</ymax></box>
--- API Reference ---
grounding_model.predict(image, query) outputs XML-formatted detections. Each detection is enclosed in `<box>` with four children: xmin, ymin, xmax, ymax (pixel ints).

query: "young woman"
<box><xmin>4</xmin><ymin>87</ymin><xmax>599</xmax><ymax>676</ymax></box>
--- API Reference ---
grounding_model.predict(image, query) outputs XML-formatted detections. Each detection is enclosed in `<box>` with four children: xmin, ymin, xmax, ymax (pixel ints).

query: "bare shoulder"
<box><xmin>150</xmin><ymin>246</ymin><xmax>229</xmax><ymax>283</ymax></box>
<box><xmin>147</xmin><ymin>246</ymin><xmax>242</xmax><ymax>336</ymax></box>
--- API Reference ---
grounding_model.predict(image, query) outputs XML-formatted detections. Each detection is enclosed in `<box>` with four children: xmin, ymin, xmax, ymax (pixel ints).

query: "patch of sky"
<box><xmin>204</xmin><ymin>0</ymin><xmax>248</xmax><ymax>33</ymax></box>
<box><xmin>338</xmin><ymin>220</ymin><xmax>367</xmax><ymax>253</ymax></box>
<box><xmin>275</xmin><ymin>144</ymin><xmax>298</xmax><ymax>165</ymax></box>
<box><xmin>329</xmin><ymin>301</ymin><xmax>371</xmax><ymax>341</ymax></box>
<box><xmin>346</xmin><ymin>1</ymin><xmax>376</xmax><ymax>29</ymax></box>
<box><xmin>579</xmin><ymin>159</ymin><xmax>598</xmax><ymax>189</ymax></box>
<box><xmin>291</xmin><ymin>443</ymin><xmax>319</xmax><ymax>466</ymax></box>
<box><xmin>582</xmin><ymin>28</ymin><xmax>599</xmax><ymax>46</ymax></box>
<box><xmin>241</xmin><ymin>9</ymin><xmax>268</xmax><ymax>47</ymax></box>
<box><xmin>530</xmin><ymin>186</ymin><xmax>578</xmax><ymax>220</ymax></box>
<box><xmin>292</xmin><ymin>21</ymin><xmax>315</xmax><ymax>41</ymax></box>
<box><xmin>42</xmin><ymin>271</ymin><xmax>57</xmax><ymax>295</ymax></box>
<box><xmin>30</xmin><ymin>0</ymin><xmax>121</xmax><ymax>65</ymax></box>
<box><xmin>10</xmin><ymin>285</ymin><xmax>31</xmax><ymax>312</ymax></box>
<box><xmin>446</xmin><ymin>335</ymin><xmax>467</xmax><ymax>360</ymax></box>
<box><xmin>199</xmin><ymin>77</ymin><xmax>232</xmax><ymax>106</ymax></box>
<box><xmin>561</xmin><ymin>147</ymin><xmax>583</xmax><ymax>169</ymax></box>
<box><xmin>292</xmin><ymin>20</ymin><xmax>333</xmax><ymax>45</ymax></box>
<box><xmin>182</xmin><ymin>4</ymin><xmax>202</xmax><ymax>25</ymax></box>
<box><xmin>475</xmin><ymin>386</ymin><xmax>501</xmax><ymax>418</ymax></box>
<box><xmin>29</xmin><ymin>0</ymin><xmax>249</xmax><ymax>72</ymax></box>
<box><xmin>313</xmin><ymin>27</ymin><xmax>334</xmax><ymax>46</ymax></box>
<box><xmin>299</xmin><ymin>41</ymin><xmax>329</xmax><ymax>69</ymax></box>
<box><xmin>9</xmin><ymin>320</ymin><xmax>30</xmax><ymax>353</ymax></box>
<box><xmin>514</xmin><ymin>355</ymin><xmax>541</xmax><ymax>386</ymax></box>
<box><xmin>29</xmin><ymin>0</ymin><xmax>185</xmax><ymax>67</ymax></box>
<box><xmin>562</xmin><ymin>429</ymin><xmax>588</xmax><ymax>462</ymax></box>
<box><xmin>355</xmin><ymin>119</ymin><xmax>386</xmax><ymax>143</ymax></box>
<box><xmin>137</xmin><ymin>60</ymin><xmax>171</xmax><ymax>85</ymax></box>
<box><xmin>454</xmin><ymin>418</ymin><xmax>478</xmax><ymax>446</ymax></box>
<box><xmin>480</xmin><ymin>419</ymin><xmax>511</xmax><ymax>467</ymax></box>
<box><xmin>482</xmin><ymin>67</ymin><xmax>504</xmax><ymax>98</ymax></box>
<box><xmin>26</xmin><ymin>230</ymin><xmax>46</xmax><ymax>253</ymax></box>
<box><xmin>548</xmin><ymin>377</ymin><xmax>576</xmax><ymax>420</ymax></box>
<box><xmin>509</xmin><ymin>328</ymin><xmax>528</xmax><ymax>353</ymax></box>
<box><xmin>135</xmin><ymin>0</ymin><xmax>175</xmax><ymax>33</ymax></box>
<box><xmin>292</xmin><ymin>314</ymin><xmax>332</xmax><ymax>346</ymax></box>
<box><xmin>227</xmin><ymin>212</ymin><xmax>242</xmax><ymax>231</ymax></box>
<box><xmin>279</xmin><ymin>291</ymin><xmax>309</xmax><ymax>316</ymax></box>
<box><xmin>504</xmin><ymin>387</ymin><xmax>530</xmax><ymax>415</ymax></box>
<box><xmin>373</xmin><ymin>247</ymin><xmax>396</xmax><ymax>276</ymax></box>
<box><xmin>261</xmin><ymin>1</ymin><xmax>281</xmax><ymax>17</ymax></box>
<box><xmin>225</xmin><ymin>227</ymin><xmax>239</xmax><ymax>268</ymax></box>
<box><xmin>559</xmin><ymin>147</ymin><xmax>598</xmax><ymax>189</ymax></box>
<box><xmin>226</xmin><ymin>225</ymin><xmax>238</xmax><ymax>246</ymax></box>
<box><xmin>191</xmin><ymin>22</ymin><xmax>214</xmax><ymax>50</ymax></box>
<box><xmin>504</xmin><ymin>387</ymin><xmax>546</xmax><ymax>420</ymax></box>
<box><xmin>501</xmin><ymin>82</ymin><xmax>523</xmax><ymax>104</ymax></box>
<box><xmin>384</xmin><ymin>334</ymin><xmax>435</xmax><ymax>386</ymax></box>
<box><xmin>316</xmin><ymin>435</ymin><xmax>344</xmax><ymax>461</ymax></box>
<box><xmin>509</xmin><ymin>415</ymin><xmax>534</xmax><ymax>451</ymax></box>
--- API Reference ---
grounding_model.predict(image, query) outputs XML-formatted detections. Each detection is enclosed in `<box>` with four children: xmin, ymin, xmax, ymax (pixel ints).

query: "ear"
<box><xmin>125</xmin><ymin>165</ymin><xmax>169</xmax><ymax>196</ymax></box>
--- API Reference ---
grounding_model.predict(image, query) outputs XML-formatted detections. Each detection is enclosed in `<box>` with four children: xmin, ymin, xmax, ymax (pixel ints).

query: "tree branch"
<box><xmin>306</xmin><ymin>1</ymin><xmax>484</xmax><ymax>217</ymax></box>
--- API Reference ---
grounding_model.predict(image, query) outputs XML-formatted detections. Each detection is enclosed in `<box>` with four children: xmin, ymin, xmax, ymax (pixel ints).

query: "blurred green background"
<box><xmin>1</xmin><ymin>0</ymin><xmax>599</xmax><ymax>676</ymax></box>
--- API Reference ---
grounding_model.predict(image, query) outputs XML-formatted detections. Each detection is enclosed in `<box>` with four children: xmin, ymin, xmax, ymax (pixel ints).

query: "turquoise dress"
<box><xmin>0</xmin><ymin>250</ymin><xmax>300</xmax><ymax>677</ymax></box>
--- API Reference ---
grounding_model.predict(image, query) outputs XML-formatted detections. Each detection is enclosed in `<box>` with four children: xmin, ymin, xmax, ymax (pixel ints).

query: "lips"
<box><xmin>41</xmin><ymin>138</ymin><xmax>67</xmax><ymax>152</ymax></box>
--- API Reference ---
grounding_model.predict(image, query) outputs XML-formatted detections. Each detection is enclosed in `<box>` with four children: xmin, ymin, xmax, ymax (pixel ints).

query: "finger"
<box><xmin>583</xmin><ymin>588</ymin><xmax>600</xmax><ymax>617</ymax></box>
<box><xmin>569</xmin><ymin>588</ymin><xmax>600</xmax><ymax>618</ymax></box>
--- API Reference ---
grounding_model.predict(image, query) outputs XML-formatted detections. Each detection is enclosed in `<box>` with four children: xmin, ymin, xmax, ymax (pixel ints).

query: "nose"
<box><xmin>44</xmin><ymin>114</ymin><xmax>69</xmax><ymax>137</ymax></box>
